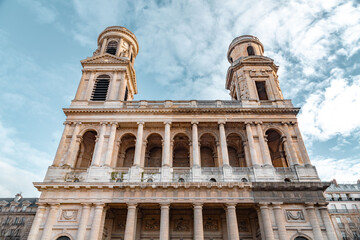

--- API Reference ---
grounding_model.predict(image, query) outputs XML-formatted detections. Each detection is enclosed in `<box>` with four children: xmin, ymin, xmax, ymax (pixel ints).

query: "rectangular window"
<box><xmin>347</xmin><ymin>217</ymin><xmax>353</xmax><ymax>223</ymax></box>
<box><xmin>336</xmin><ymin>217</ymin><xmax>342</xmax><ymax>223</ymax></box>
<box><xmin>255</xmin><ymin>81</ymin><xmax>269</xmax><ymax>100</ymax></box>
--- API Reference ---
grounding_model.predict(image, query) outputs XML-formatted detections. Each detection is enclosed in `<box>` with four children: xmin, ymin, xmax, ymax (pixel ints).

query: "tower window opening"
<box><xmin>130</xmin><ymin>53</ymin><xmax>133</xmax><ymax>62</ymax></box>
<box><xmin>106</xmin><ymin>41</ymin><xmax>117</xmax><ymax>55</ymax></box>
<box><xmin>124</xmin><ymin>87</ymin><xmax>128</xmax><ymax>101</ymax></box>
<box><xmin>255</xmin><ymin>81</ymin><xmax>269</xmax><ymax>100</ymax></box>
<box><xmin>91</xmin><ymin>75</ymin><xmax>110</xmax><ymax>101</ymax></box>
<box><xmin>247</xmin><ymin>46</ymin><xmax>255</xmax><ymax>56</ymax></box>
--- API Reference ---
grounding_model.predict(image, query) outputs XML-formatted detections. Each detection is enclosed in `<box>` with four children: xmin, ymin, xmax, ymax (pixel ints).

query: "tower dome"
<box><xmin>227</xmin><ymin>35</ymin><xmax>264</xmax><ymax>63</ymax></box>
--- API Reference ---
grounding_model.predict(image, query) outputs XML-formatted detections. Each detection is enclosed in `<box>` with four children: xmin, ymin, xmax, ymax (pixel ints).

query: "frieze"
<box><xmin>203</xmin><ymin>217</ymin><xmax>219</xmax><ymax>231</ymax></box>
<box><xmin>115</xmin><ymin>219</ymin><xmax>126</xmax><ymax>230</ymax></box>
<box><xmin>285</xmin><ymin>209</ymin><xmax>305</xmax><ymax>222</ymax></box>
<box><xmin>59</xmin><ymin>209</ymin><xmax>78</xmax><ymax>221</ymax></box>
<box><xmin>173</xmin><ymin>217</ymin><xmax>190</xmax><ymax>232</ymax></box>
<box><xmin>238</xmin><ymin>218</ymin><xmax>250</xmax><ymax>232</ymax></box>
<box><xmin>143</xmin><ymin>217</ymin><xmax>160</xmax><ymax>231</ymax></box>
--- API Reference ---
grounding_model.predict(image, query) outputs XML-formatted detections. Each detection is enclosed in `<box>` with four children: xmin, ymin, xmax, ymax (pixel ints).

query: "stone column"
<box><xmin>282</xmin><ymin>122</ymin><xmax>298</xmax><ymax>166</ymax></box>
<box><xmin>192</xmin><ymin>122</ymin><xmax>200</xmax><ymax>167</ymax></box>
<box><xmin>124</xmin><ymin>204</ymin><xmax>137</xmax><ymax>240</ymax></box>
<box><xmin>65</xmin><ymin>122</ymin><xmax>81</xmax><ymax>167</ymax></box>
<box><xmin>74</xmin><ymin>72</ymin><xmax>87</xmax><ymax>100</ymax></box>
<box><xmin>219</xmin><ymin>121</ymin><xmax>230</xmax><ymax>166</ymax></box>
<box><xmin>118</xmin><ymin>76</ymin><xmax>127</xmax><ymax>101</ymax></box>
<box><xmin>281</xmin><ymin>137</ymin><xmax>294</xmax><ymax>167</ymax></box>
<box><xmin>100</xmin><ymin>38</ymin><xmax>108</xmax><ymax>54</ymax></box>
<box><xmin>53</xmin><ymin>122</ymin><xmax>71</xmax><ymax>166</ymax></box>
<box><xmin>259</xmin><ymin>203</ymin><xmax>275</xmax><ymax>240</ymax></box>
<box><xmin>133</xmin><ymin>122</ymin><xmax>144</xmax><ymax>166</ymax></box>
<box><xmin>76</xmin><ymin>204</ymin><xmax>91</xmax><ymax>240</ymax></box>
<box><xmin>256</xmin><ymin>123</ymin><xmax>272</xmax><ymax>166</ymax></box>
<box><xmin>104</xmin><ymin>123</ymin><xmax>117</xmax><ymax>166</ymax></box>
<box><xmin>162</xmin><ymin>122</ymin><xmax>171</xmax><ymax>167</ymax></box>
<box><xmin>89</xmin><ymin>204</ymin><xmax>105</xmax><ymax>239</ymax></box>
<box><xmin>272</xmin><ymin>203</ymin><xmax>287</xmax><ymax>240</ymax></box>
<box><xmin>85</xmin><ymin>72</ymin><xmax>96</xmax><ymax>100</ymax></box>
<box><xmin>305</xmin><ymin>203</ymin><xmax>323</xmax><ymax>240</ymax></box>
<box><xmin>92</xmin><ymin>123</ymin><xmax>107</xmax><ymax>166</ymax></box>
<box><xmin>108</xmin><ymin>72</ymin><xmax>118</xmax><ymax>100</ymax></box>
<box><xmin>40</xmin><ymin>204</ymin><xmax>59</xmax><ymax>240</ymax></box>
<box><xmin>319</xmin><ymin>204</ymin><xmax>337</xmax><ymax>240</ymax></box>
<box><xmin>245</xmin><ymin>122</ymin><xmax>259</xmax><ymax>167</ymax></box>
<box><xmin>193</xmin><ymin>203</ymin><xmax>204</xmax><ymax>240</ymax></box>
<box><xmin>27</xmin><ymin>204</ymin><xmax>46</xmax><ymax>240</ymax></box>
<box><xmin>160</xmin><ymin>203</ymin><xmax>170</xmax><ymax>240</ymax></box>
<box><xmin>116</xmin><ymin>37</ymin><xmax>124</xmax><ymax>56</ymax></box>
<box><xmin>226</xmin><ymin>204</ymin><xmax>240</xmax><ymax>240</ymax></box>
<box><xmin>293</xmin><ymin>122</ymin><xmax>312</xmax><ymax>165</ymax></box>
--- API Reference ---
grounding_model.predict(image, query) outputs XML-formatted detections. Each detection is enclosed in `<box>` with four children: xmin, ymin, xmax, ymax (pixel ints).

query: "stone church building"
<box><xmin>28</xmin><ymin>26</ymin><xmax>338</xmax><ymax>240</ymax></box>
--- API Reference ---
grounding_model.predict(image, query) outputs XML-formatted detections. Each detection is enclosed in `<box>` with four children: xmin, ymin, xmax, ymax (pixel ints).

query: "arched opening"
<box><xmin>56</xmin><ymin>236</ymin><xmax>71</xmax><ymax>240</ymax></box>
<box><xmin>91</xmin><ymin>75</ymin><xmax>110</xmax><ymax>101</ymax></box>
<box><xmin>75</xmin><ymin>131</ymin><xmax>97</xmax><ymax>168</ymax></box>
<box><xmin>247</xmin><ymin>45</ymin><xmax>255</xmax><ymax>56</ymax></box>
<box><xmin>106</xmin><ymin>41</ymin><xmax>117</xmax><ymax>55</ymax></box>
<box><xmin>117</xmin><ymin>134</ymin><xmax>136</xmax><ymax>167</ymax></box>
<box><xmin>200</xmin><ymin>133</ymin><xmax>217</xmax><ymax>167</ymax></box>
<box><xmin>294</xmin><ymin>237</ymin><xmax>309</xmax><ymax>240</ymax></box>
<box><xmin>266</xmin><ymin>129</ymin><xmax>289</xmax><ymax>167</ymax></box>
<box><xmin>226</xmin><ymin>133</ymin><xmax>246</xmax><ymax>167</ymax></box>
<box><xmin>172</xmin><ymin>133</ymin><xmax>190</xmax><ymax>167</ymax></box>
<box><xmin>145</xmin><ymin>133</ymin><xmax>163</xmax><ymax>167</ymax></box>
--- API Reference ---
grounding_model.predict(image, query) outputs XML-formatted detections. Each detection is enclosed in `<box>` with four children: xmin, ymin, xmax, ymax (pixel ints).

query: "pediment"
<box><xmin>81</xmin><ymin>54</ymin><xmax>128</xmax><ymax>65</ymax></box>
<box><xmin>0</xmin><ymin>200</ymin><xmax>8</xmax><ymax>206</ymax></box>
<box><xmin>22</xmin><ymin>200</ymin><xmax>32</xmax><ymax>206</ymax></box>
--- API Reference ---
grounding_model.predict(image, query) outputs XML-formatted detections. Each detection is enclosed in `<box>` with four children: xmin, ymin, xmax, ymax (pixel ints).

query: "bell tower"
<box><xmin>226</xmin><ymin>35</ymin><xmax>284</xmax><ymax>105</ymax></box>
<box><xmin>72</xmin><ymin>26</ymin><xmax>139</xmax><ymax>107</ymax></box>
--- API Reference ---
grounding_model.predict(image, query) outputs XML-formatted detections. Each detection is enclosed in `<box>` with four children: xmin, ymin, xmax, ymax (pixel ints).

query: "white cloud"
<box><xmin>0</xmin><ymin>120</ymin><xmax>52</xmax><ymax>197</ymax></box>
<box><xmin>298</xmin><ymin>73</ymin><xmax>360</xmax><ymax>140</ymax></box>
<box><xmin>18</xmin><ymin>0</ymin><xmax>57</xmax><ymax>23</ymax></box>
<box><xmin>312</xmin><ymin>156</ymin><xmax>360</xmax><ymax>182</ymax></box>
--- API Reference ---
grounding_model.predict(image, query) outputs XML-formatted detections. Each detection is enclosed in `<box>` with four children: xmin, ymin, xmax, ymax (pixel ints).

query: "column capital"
<box><xmin>244</xmin><ymin>121</ymin><xmax>253</xmax><ymax>126</ymax></box>
<box><xmin>94</xmin><ymin>203</ymin><xmax>105</xmax><ymax>208</ymax></box>
<box><xmin>225</xmin><ymin>203</ymin><xmax>237</xmax><ymax>208</ymax></box>
<box><xmin>81</xmin><ymin>203</ymin><xmax>92</xmax><ymax>208</ymax></box>
<box><xmin>36</xmin><ymin>203</ymin><xmax>47</xmax><ymax>209</ymax></box>
<box><xmin>49</xmin><ymin>203</ymin><xmax>60</xmax><ymax>209</ymax></box>
<box><xmin>191</xmin><ymin>121</ymin><xmax>199</xmax><ymax>125</ymax></box>
<box><xmin>109</xmin><ymin>122</ymin><xmax>118</xmax><ymax>126</ymax></box>
<box><xmin>258</xmin><ymin>202</ymin><xmax>270</xmax><ymax>208</ymax></box>
<box><xmin>72</xmin><ymin>121</ymin><xmax>82</xmax><ymax>126</ymax></box>
<box><xmin>255</xmin><ymin>121</ymin><xmax>263</xmax><ymax>125</ymax></box>
<box><xmin>305</xmin><ymin>202</ymin><xmax>316</xmax><ymax>208</ymax></box>
<box><xmin>218</xmin><ymin>120</ymin><xmax>226</xmax><ymax>125</ymax></box>
<box><xmin>281</xmin><ymin>121</ymin><xmax>290</xmax><ymax>126</ymax></box>
<box><xmin>63</xmin><ymin>121</ymin><xmax>71</xmax><ymax>125</ymax></box>
<box><xmin>137</xmin><ymin>121</ymin><xmax>145</xmax><ymax>126</ymax></box>
<box><xmin>160</xmin><ymin>203</ymin><xmax>171</xmax><ymax>208</ymax></box>
<box><xmin>164</xmin><ymin>121</ymin><xmax>172</xmax><ymax>125</ymax></box>
<box><xmin>272</xmin><ymin>202</ymin><xmax>284</xmax><ymax>207</ymax></box>
<box><xmin>127</xmin><ymin>203</ymin><xmax>138</xmax><ymax>208</ymax></box>
<box><xmin>193</xmin><ymin>203</ymin><xmax>203</xmax><ymax>208</ymax></box>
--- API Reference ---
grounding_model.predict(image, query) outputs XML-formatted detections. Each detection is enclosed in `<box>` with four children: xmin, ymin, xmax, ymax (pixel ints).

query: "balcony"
<box><xmin>44</xmin><ymin>164</ymin><xmax>320</xmax><ymax>184</ymax></box>
<box><xmin>69</xmin><ymin>99</ymin><xmax>295</xmax><ymax>110</ymax></box>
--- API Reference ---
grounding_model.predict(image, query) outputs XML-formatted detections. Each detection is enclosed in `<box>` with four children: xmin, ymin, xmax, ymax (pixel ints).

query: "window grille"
<box><xmin>91</xmin><ymin>75</ymin><xmax>110</xmax><ymax>101</ymax></box>
<box><xmin>106</xmin><ymin>41</ymin><xmax>117</xmax><ymax>55</ymax></box>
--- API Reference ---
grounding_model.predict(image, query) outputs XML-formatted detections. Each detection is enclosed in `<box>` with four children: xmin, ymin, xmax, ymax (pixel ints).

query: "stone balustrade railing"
<box><xmin>70</xmin><ymin>99</ymin><xmax>294</xmax><ymax>109</ymax></box>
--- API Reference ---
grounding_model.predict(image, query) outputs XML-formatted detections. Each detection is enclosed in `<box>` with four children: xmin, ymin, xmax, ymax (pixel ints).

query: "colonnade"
<box><xmin>28</xmin><ymin>202</ymin><xmax>336</xmax><ymax>240</ymax></box>
<box><xmin>53</xmin><ymin>120</ymin><xmax>310</xmax><ymax>169</ymax></box>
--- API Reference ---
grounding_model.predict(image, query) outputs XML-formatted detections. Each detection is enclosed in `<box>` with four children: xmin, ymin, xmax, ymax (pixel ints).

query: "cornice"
<box><xmin>63</xmin><ymin>107</ymin><xmax>300</xmax><ymax>116</ymax></box>
<box><xmin>81</xmin><ymin>54</ymin><xmax>129</xmax><ymax>67</ymax></box>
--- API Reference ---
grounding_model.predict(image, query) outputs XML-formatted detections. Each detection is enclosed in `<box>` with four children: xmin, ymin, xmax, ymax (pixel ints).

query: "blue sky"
<box><xmin>0</xmin><ymin>0</ymin><xmax>360</xmax><ymax>197</ymax></box>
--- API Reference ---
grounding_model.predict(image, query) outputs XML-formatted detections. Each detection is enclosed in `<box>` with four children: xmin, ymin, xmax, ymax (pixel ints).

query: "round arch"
<box><xmin>78</xmin><ymin>127</ymin><xmax>99</xmax><ymax>136</ymax></box>
<box><xmin>199</xmin><ymin>131</ymin><xmax>219</xmax><ymax>141</ymax></box>
<box><xmin>54</xmin><ymin>233</ymin><xmax>73</xmax><ymax>240</ymax></box>
<box><xmin>225</xmin><ymin>131</ymin><xmax>246</xmax><ymax>141</ymax></box>
<box><xmin>291</xmin><ymin>233</ymin><xmax>312</xmax><ymax>240</ymax></box>
<box><xmin>263</xmin><ymin>126</ymin><xmax>285</xmax><ymax>137</ymax></box>
<box><xmin>172</xmin><ymin>131</ymin><xmax>191</xmax><ymax>140</ymax></box>
<box><xmin>144</xmin><ymin>131</ymin><xmax>164</xmax><ymax>140</ymax></box>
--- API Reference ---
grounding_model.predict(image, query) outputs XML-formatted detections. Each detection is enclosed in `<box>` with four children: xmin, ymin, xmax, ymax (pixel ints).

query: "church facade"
<box><xmin>28</xmin><ymin>26</ymin><xmax>338</xmax><ymax>240</ymax></box>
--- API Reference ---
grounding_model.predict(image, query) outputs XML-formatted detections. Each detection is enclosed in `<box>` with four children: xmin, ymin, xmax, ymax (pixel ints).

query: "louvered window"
<box><xmin>106</xmin><ymin>41</ymin><xmax>117</xmax><ymax>55</ymax></box>
<box><xmin>91</xmin><ymin>75</ymin><xmax>110</xmax><ymax>101</ymax></box>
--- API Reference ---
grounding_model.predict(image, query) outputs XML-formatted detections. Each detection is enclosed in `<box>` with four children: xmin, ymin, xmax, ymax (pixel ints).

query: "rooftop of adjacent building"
<box><xmin>326</xmin><ymin>179</ymin><xmax>360</xmax><ymax>193</ymax></box>
<box><xmin>0</xmin><ymin>193</ymin><xmax>38</xmax><ymax>209</ymax></box>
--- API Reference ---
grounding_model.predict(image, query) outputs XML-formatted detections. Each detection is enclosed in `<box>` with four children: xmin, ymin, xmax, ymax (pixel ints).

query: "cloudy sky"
<box><xmin>0</xmin><ymin>0</ymin><xmax>360</xmax><ymax>197</ymax></box>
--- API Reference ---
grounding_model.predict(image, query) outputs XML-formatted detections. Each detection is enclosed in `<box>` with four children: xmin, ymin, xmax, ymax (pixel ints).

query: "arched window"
<box><xmin>106</xmin><ymin>41</ymin><xmax>117</xmax><ymax>55</ymax></box>
<box><xmin>247</xmin><ymin>46</ymin><xmax>255</xmax><ymax>56</ymax></box>
<box><xmin>173</xmin><ymin>133</ymin><xmax>190</xmax><ymax>167</ymax></box>
<box><xmin>200</xmin><ymin>133</ymin><xmax>217</xmax><ymax>167</ymax></box>
<box><xmin>266</xmin><ymin>129</ymin><xmax>288</xmax><ymax>167</ymax></box>
<box><xmin>145</xmin><ymin>134</ymin><xmax>163</xmax><ymax>167</ymax></box>
<box><xmin>294</xmin><ymin>237</ymin><xmax>309</xmax><ymax>240</ymax></box>
<box><xmin>75</xmin><ymin>131</ymin><xmax>97</xmax><ymax>168</ymax></box>
<box><xmin>91</xmin><ymin>75</ymin><xmax>110</xmax><ymax>101</ymax></box>
<box><xmin>117</xmin><ymin>134</ymin><xmax>136</xmax><ymax>167</ymax></box>
<box><xmin>57</xmin><ymin>236</ymin><xmax>71</xmax><ymax>240</ymax></box>
<box><xmin>226</xmin><ymin>133</ymin><xmax>246</xmax><ymax>167</ymax></box>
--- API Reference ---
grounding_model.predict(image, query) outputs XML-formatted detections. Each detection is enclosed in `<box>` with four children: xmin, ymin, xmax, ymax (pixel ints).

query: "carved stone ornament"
<box><xmin>285</xmin><ymin>209</ymin><xmax>305</xmax><ymax>222</ymax></box>
<box><xmin>116</xmin><ymin>219</ymin><xmax>126</xmax><ymax>230</ymax></box>
<box><xmin>173</xmin><ymin>218</ymin><xmax>190</xmax><ymax>232</ymax></box>
<box><xmin>143</xmin><ymin>218</ymin><xmax>160</xmax><ymax>231</ymax></box>
<box><xmin>59</xmin><ymin>209</ymin><xmax>78</xmax><ymax>221</ymax></box>
<box><xmin>238</xmin><ymin>219</ymin><xmax>250</xmax><ymax>232</ymax></box>
<box><xmin>204</xmin><ymin>217</ymin><xmax>219</xmax><ymax>231</ymax></box>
